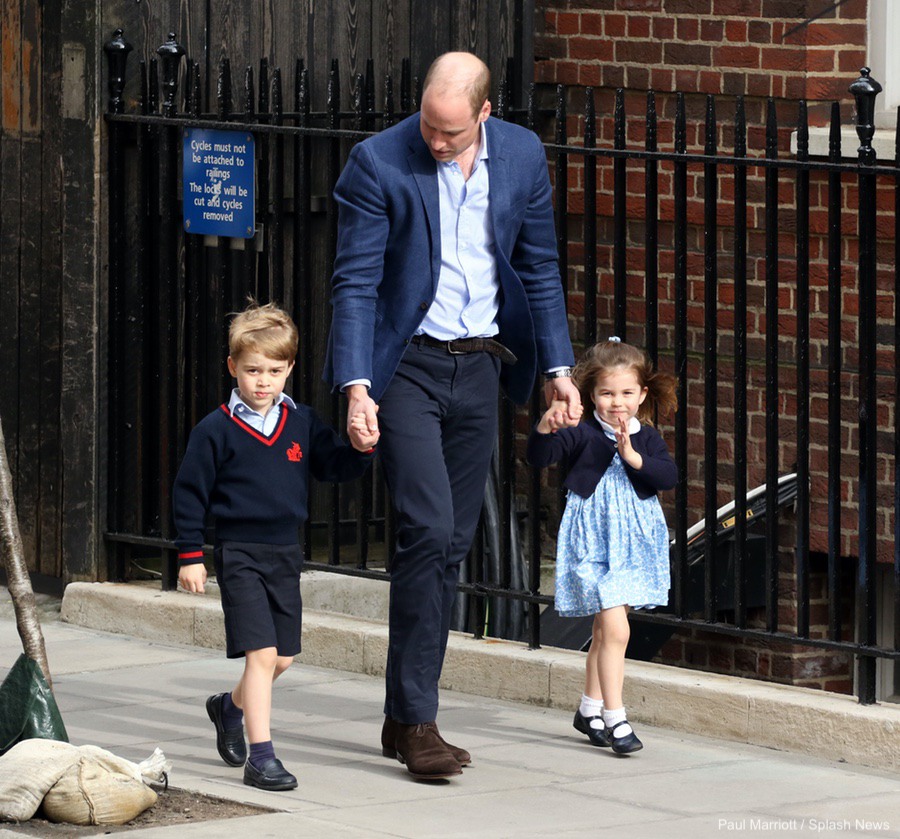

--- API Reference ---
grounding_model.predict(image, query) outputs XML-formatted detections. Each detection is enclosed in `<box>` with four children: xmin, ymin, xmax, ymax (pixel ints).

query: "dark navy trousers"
<box><xmin>376</xmin><ymin>341</ymin><xmax>500</xmax><ymax>724</ymax></box>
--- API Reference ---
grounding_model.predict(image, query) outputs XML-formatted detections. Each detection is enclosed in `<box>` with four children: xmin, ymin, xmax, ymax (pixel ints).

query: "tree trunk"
<box><xmin>0</xmin><ymin>415</ymin><xmax>52</xmax><ymax>689</ymax></box>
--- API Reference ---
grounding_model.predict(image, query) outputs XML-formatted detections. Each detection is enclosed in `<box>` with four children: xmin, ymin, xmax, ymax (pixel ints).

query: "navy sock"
<box><xmin>249</xmin><ymin>740</ymin><xmax>275</xmax><ymax>768</ymax></box>
<box><xmin>222</xmin><ymin>692</ymin><xmax>243</xmax><ymax>729</ymax></box>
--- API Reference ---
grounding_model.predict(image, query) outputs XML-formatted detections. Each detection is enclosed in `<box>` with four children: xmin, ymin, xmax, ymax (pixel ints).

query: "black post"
<box><xmin>613</xmin><ymin>89</ymin><xmax>626</xmax><ymax>339</ymax></box>
<box><xmin>850</xmin><ymin>67</ymin><xmax>882</xmax><ymax>704</ymax></box>
<box><xmin>644</xmin><ymin>91</ymin><xmax>658</xmax><ymax>363</ymax></box>
<box><xmin>702</xmin><ymin>95</ymin><xmax>718</xmax><ymax>622</ymax></box>
<box><xmin>672</xmin><ymin>94</ymin><xmax>689</xmax><ymax>618</ymax></box>
<box><xmin>242</xmin><ymin>65</ymin><xmax>257</xmax><ymax>302</ymax></box>
<box><xmin>271</xmin><ymin>69</ymin><xmax>285</xmax><ymax>305</ymax></box>
<box><xmin>733</xmin><ymin>96</ymin><xmax>748</xmax><ymax>628</ymax></box>
<box><xmin>826</xmin><ymin>102</ymin><xmax>843</xmax><ymax>641</ymax></box>
<box><xmin>156</xmin><ymin>33</ymin><xmax>186</xmax><ymax>590</ymax></box>
<box><xmin>326</xmin><ymin>61</ymin><xmax>342</xmax><ymax>566</ymax></box>
<box><xmin>764</xmin><ymin>98</ymin><xmax>779</xmax><ymax>633</ymax></box>
<box><xmin>104</xmin><ymin>29</ymin><xmax>132</xmax><ymax>580</ymax></box>
<box><xmin>583</xmin><ymin>89</ymin><xmax>597</xmax><ymax>346</ymax></box>
<box><xmin>795</xmin><ymin>101</ymin><xmax>811</xmax><ymax>638</ymax></box>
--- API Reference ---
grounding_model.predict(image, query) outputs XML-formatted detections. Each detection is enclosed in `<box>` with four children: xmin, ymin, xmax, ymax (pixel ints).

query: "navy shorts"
<box><xmin>213</xmin><ymin>541</ymin><xmax>303</xmax><ymax>659</ymax></box>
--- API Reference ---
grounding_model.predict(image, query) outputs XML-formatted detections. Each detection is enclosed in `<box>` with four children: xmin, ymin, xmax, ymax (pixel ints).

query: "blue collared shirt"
<box><xmin>227</xmin><ymin>389</ymin><xmax>298</xmax><ymax>436</ymax></box>
<box><xmin>417</xmin><ymin>123</ymin><xmax>498</xmax><ymax>341</ymax></box>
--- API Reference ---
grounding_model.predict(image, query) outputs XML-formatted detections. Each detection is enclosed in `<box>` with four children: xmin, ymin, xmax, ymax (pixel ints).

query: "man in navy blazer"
<box><xmin>325</xmin><ymin>52</ymin><xmax>579</xmax><ymax>780</ymax></box>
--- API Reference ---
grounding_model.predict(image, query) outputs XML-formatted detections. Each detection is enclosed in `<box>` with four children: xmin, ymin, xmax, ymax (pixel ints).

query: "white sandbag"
<box><xmin>0</xmin><ymin>740</ymin><xmax>171</xmax><ymax>826</ymax></box>
<box><xmin>0</xmin><ymin>739</ymin><xmax>81</xmax><ymax>821</ymax></box>
<box><xmin>42</xmin><ymin>750</ymin><xmax>158</xmax><ymax>826</ymax></box>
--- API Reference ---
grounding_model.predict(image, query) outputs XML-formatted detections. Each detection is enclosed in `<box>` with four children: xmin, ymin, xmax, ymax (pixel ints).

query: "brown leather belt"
<box><xmin>411</xmin><ymin>334</ymin><xmax>517</xmax><ymax>365</ymax></box>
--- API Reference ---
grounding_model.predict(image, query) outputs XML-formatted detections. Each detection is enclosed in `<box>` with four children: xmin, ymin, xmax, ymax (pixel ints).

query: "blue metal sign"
<box><xmin>183</xmin><ymin>128</ymin><xmax>255</xmax><ymax>238</ymax></box>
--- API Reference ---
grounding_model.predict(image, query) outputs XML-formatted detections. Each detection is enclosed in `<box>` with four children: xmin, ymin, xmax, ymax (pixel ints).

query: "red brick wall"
<box><xmin>524</xmin><ymin>0</ymin><xmax>891</xmax><ymax>692</ymax></box>
<box><xmin>536</xmin><ymin>0</ymin><xmax>868</xmax><ymax>120</ymax></box>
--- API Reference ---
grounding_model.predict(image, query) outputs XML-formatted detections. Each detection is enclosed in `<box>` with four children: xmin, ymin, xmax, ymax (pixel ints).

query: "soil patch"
<box><xmin>1</xmin><ymin>786</ymin><xmax>275</xmax><ymax>836</ymax></box>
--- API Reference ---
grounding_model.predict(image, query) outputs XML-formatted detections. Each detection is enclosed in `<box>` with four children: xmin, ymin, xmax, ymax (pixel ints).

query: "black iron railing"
<box><xmin>104</xmin><ymin>30</ymin><xmax>900</xmax><ymax>702</ymax></box>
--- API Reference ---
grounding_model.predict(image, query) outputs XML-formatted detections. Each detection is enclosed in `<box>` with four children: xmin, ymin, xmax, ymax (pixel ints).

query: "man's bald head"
<box><xmin>422</xmin><ymin>52</ymin><xmax>490</xmax><ymax>117</ymax></box>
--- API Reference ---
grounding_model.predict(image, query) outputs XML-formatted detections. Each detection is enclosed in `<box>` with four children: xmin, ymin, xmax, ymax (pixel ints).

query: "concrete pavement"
<box><xmin>1</xmin><ymin>587</ymin><xmax>900</xmax><ymax>837</ymax></box>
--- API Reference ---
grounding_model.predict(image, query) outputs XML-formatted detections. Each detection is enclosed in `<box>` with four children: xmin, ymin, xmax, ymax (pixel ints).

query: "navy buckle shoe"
<box><xmin>206</xmin><ymin>693</ymin><xmax>247</xmax><ymax>767</ymax></box>
<box><xmin>573</xmin><ymin>709</ymin><xmax>611</xmax><ymax>747</ymax></box>
<box><xmin>243</xmin><ymin>757</ymin><xmax>298</xmax><ymax>791</ymax></box>
<box><xmin>607</xmin><ymin>719</ymin><xmax>643</xmax><ymax>754</ymax></box>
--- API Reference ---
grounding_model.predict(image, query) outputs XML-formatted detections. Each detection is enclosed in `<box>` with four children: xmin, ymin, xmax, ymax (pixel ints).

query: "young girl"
<box><xmin>528</xmin><ymin>338</ymin><xmax>677</xmax><ymax>754</ymax></box>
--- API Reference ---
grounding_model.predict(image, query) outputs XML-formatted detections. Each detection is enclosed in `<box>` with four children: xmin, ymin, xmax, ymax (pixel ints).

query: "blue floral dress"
<box><xmin>555</xmin><ymin>435</ymin><xmax>670</xmax><ymax>617</ymax></box>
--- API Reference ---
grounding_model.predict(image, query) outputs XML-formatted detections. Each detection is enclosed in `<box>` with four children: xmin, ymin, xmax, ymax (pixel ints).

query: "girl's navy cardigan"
<box><xmin>173</xmin><ymin>402</ymin><xmax>374</xmax><ymax>563</ymax></box>
<box><xmin>526</xmin><ymin>414</ymin><xmax>677</xmax><ymax>499</ymax></box>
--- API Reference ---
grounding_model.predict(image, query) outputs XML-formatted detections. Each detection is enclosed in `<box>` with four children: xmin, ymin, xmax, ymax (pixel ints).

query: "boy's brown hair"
<box><xmin>228</xmin><ymin>301</ymin><xmax>298</xmax><ymax>362</ymax></box>
<box><xmin>573</xmin><ymin>339</ymin><xmax>678</xmax><ymax>425</ymax></box>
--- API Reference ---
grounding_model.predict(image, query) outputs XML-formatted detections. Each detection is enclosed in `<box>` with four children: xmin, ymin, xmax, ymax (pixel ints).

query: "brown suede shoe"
<box><xmin>382</xmin><ymin>717</ymin><xmax>471</xmax><ymax>766</ymax></box>
<box><xmin>391</xmin><ymin>722</ymin><xmax>462</xmax><ymax>780</ymax></box>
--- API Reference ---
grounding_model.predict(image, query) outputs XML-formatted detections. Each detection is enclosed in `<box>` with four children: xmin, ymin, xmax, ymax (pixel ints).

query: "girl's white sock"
<box><xmin>602</xmin><ymin>707</ymin><xmax>633</xmax><ymax>736</ymax></box>
<box><xmin>579</xmin><ymin>694</ymin><xmax>605</xmax><ymax>729</ymax></box>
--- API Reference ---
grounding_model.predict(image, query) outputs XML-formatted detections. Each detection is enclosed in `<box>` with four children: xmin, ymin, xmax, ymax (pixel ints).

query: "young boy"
<box><xmin>173</xmin><ymin>301</ymin><xmax>378</xmax><ymax>791</ymax></box>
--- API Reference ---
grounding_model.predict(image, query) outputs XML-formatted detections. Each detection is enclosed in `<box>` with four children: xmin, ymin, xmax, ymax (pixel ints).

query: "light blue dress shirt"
<box><xmin>418</xmin><ymin>123</ymin><xmax>498</xmax><ymax>340</ymax></box>
<box><xmin>227</xmin><ymin>389</ymin><xmax>297</xmax><ymax>436</ymax></box>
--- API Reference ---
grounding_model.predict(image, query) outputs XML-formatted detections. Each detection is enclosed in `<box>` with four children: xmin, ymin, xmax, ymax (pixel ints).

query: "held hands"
<box><xmin>543</xmin><ymin>376</ymin><xmax>583</xmax><ymax>428</ymax></box>
<box><xmin>537</xmin><ymin>397</ymin><xmax>583</xmax><ymax>434</ymax></box>
<box><xmin>178</xmin><ymin>563</ymin><xmax>207</xmax><ymax>595</ymax></box>
<box><xmin>615</xmin><ymin>415</ymin><xmax>643</xmax><ymax>470</ymax></box>
<box><xmin>346</xmin><ymin>384</ymin><xmax>380</xmax><ymax>452</ymax></box>
<box><xmin>349</xmin><ymin>410</ymin><xmax>380</xmax><ymax>450</ymax></box>
<box><xmin>538</xmin><ymin>377</ymin><xmax>583</xmax><ymax>433</ymax></box>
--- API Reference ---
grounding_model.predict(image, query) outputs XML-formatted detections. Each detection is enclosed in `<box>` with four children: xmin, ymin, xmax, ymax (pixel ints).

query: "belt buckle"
<box><xmin>446</xmin><ymin>340</ymin><xmax>465</xmax><ymax>355</ymax></box>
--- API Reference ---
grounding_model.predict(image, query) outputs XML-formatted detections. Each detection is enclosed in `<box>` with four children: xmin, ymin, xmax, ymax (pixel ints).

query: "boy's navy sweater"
<box><xmin>526</xmin><ymin>413</ymin><xmax>676</xmax><ymax>499</ymax></box>
<box><xmin>173</xmin><ymin>402</ymin><xmax>374</xmax><ymax>563</ymax></box>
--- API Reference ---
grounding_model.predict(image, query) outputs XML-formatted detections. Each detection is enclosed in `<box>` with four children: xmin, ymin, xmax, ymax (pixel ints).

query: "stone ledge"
<box><xmin>60</xmin><ymin>581</ymin><xmax>900</xmax><ymax>772</ymax></box>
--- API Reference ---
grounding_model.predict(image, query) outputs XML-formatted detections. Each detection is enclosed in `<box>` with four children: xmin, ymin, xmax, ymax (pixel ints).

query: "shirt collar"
<box><xmin>594</xmin><ymin>411</ymin><xmax>641</xmax><ymax>438</ymax></box>
<box><xmin>227</xmin><ymin>388</ymin><xmax>297</xmax><ymax>418</ymax></box>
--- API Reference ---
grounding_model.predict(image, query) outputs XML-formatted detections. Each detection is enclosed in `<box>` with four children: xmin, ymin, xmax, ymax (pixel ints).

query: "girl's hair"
<box><xmin>573</xmin><ymin>339</ymin><xmax>678</xmax><ymax>424</ymax></box>
<box><xmin>228</xmin><ymin>300</ymin><xmax>298</xmax><ymax>362</ymax></box>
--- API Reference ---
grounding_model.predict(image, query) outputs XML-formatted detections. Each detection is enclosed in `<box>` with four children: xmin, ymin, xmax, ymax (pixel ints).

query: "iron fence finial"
<box><xmin>850</xmin><ymin>67</ymin><xmax>882</xmax><ymax>165</ymax></box>
<box><xmin>104</xmin><ymin>29</ymin><xmax>133</xmax><ymax>114</ymax></box>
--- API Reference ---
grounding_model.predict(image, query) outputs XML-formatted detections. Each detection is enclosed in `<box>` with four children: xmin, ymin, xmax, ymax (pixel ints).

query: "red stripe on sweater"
<box><xmin>220</xmin><ymin>403</ymin><xmax>289</xmax><ymax>446</ymax></box>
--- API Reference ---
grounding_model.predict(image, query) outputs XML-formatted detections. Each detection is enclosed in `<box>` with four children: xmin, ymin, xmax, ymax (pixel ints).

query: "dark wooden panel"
<box><xmin>488</xmin><ymin>0</ymin><xmax>514</xmax><ymax>92</ymax></box>
<box><xmin>371</xmin><ymin>0</ymin><xmax>411</xmax><ymax>86</ymax></box>
<box><xmin>17</xmin><ymin>134</ymin><xmax>43</xmax><ymax>571</ymax></box>
<box><xmin>269</xmin><ymin>1</ymin><xmax>308</xmax><ymax>94</ymax></box>
<box><xmin>38</xmin><ymin>0</ymin><xmax>64</xmax><ymax>577</ymax></box>
<box><xmin>453</xmin><ymin>0</ymin><xmax>489</xmax><ymax>58</ymax></box>
<box><xmin>59</xmin><ymin>0</ymin><xmax>100</xmax><ymax>581</ymax></box>
<box><xmin>17</xmin><ymin>0</ymin><xmax>44</xmax><ymax>572</ymax></box>
<box><xmin>208</xmin><ymin>0</ymin><xmax>254</xmax><ymax>104</ymax></box>
<box><xmin>334</xmin><ymin>0</ymin><xmax>372</xmax><ymax>105</ymax></box>
<box><xmin>308</xmin><ymin>0</ymin><xmax>335</xmax><ymax>112</ymax></box>
<box><xmin>0</xmin><ymin>0</ymin><xmax>23</xmax><ymax>503</ymax></box>
<box><xmin>410</xmin><ymin>2</ymin><xmax>451</xmax><ymax>82</ymax></box>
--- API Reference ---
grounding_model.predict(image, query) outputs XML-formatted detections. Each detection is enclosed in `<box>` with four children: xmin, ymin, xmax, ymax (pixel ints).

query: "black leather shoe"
<box><xmin>243</xmin><ymin>757</ymin><xmax>298</xmax><ymax>791</ymax></box>
<box><xmin>606</xmin><ymin>720</ymin><xmax>643</xmax><ymax>754</ymax></box>
<box><xmin>573</xmin><ymin>709</ymin><xmax>611</xmax><ymax>747</ymax></box>
<box><xmin>206</xmin><ymin>693</ymin><xmax>247</xmax><ymax>767</ymax></box>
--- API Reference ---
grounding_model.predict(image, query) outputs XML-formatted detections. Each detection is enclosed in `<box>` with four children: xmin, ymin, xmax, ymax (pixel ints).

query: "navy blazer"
<box><xmin>526</xmin><ymin>415</ymin><xmax>677</xmax><ymax>499</ymax></box>
<box><xmin>324</xmin><ymin>113</ymin><xmax>574</xmax><ymax>404</ymax></box>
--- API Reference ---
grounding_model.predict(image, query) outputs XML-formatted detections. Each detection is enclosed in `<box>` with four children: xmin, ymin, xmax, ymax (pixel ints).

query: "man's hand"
<box><xmin>178</xmin><ymin>563</ymin><xmax>207</xmax><ymax>594</ymax></box>
<box><xmin>346</xmin><ymin>384</ymin><xmax>379</xmax><ymax>444</ymax></box>
<box><xmin>543</xmin><ymin>377</ymin><xmax>583</xmax><ymax>426</ymax></box>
